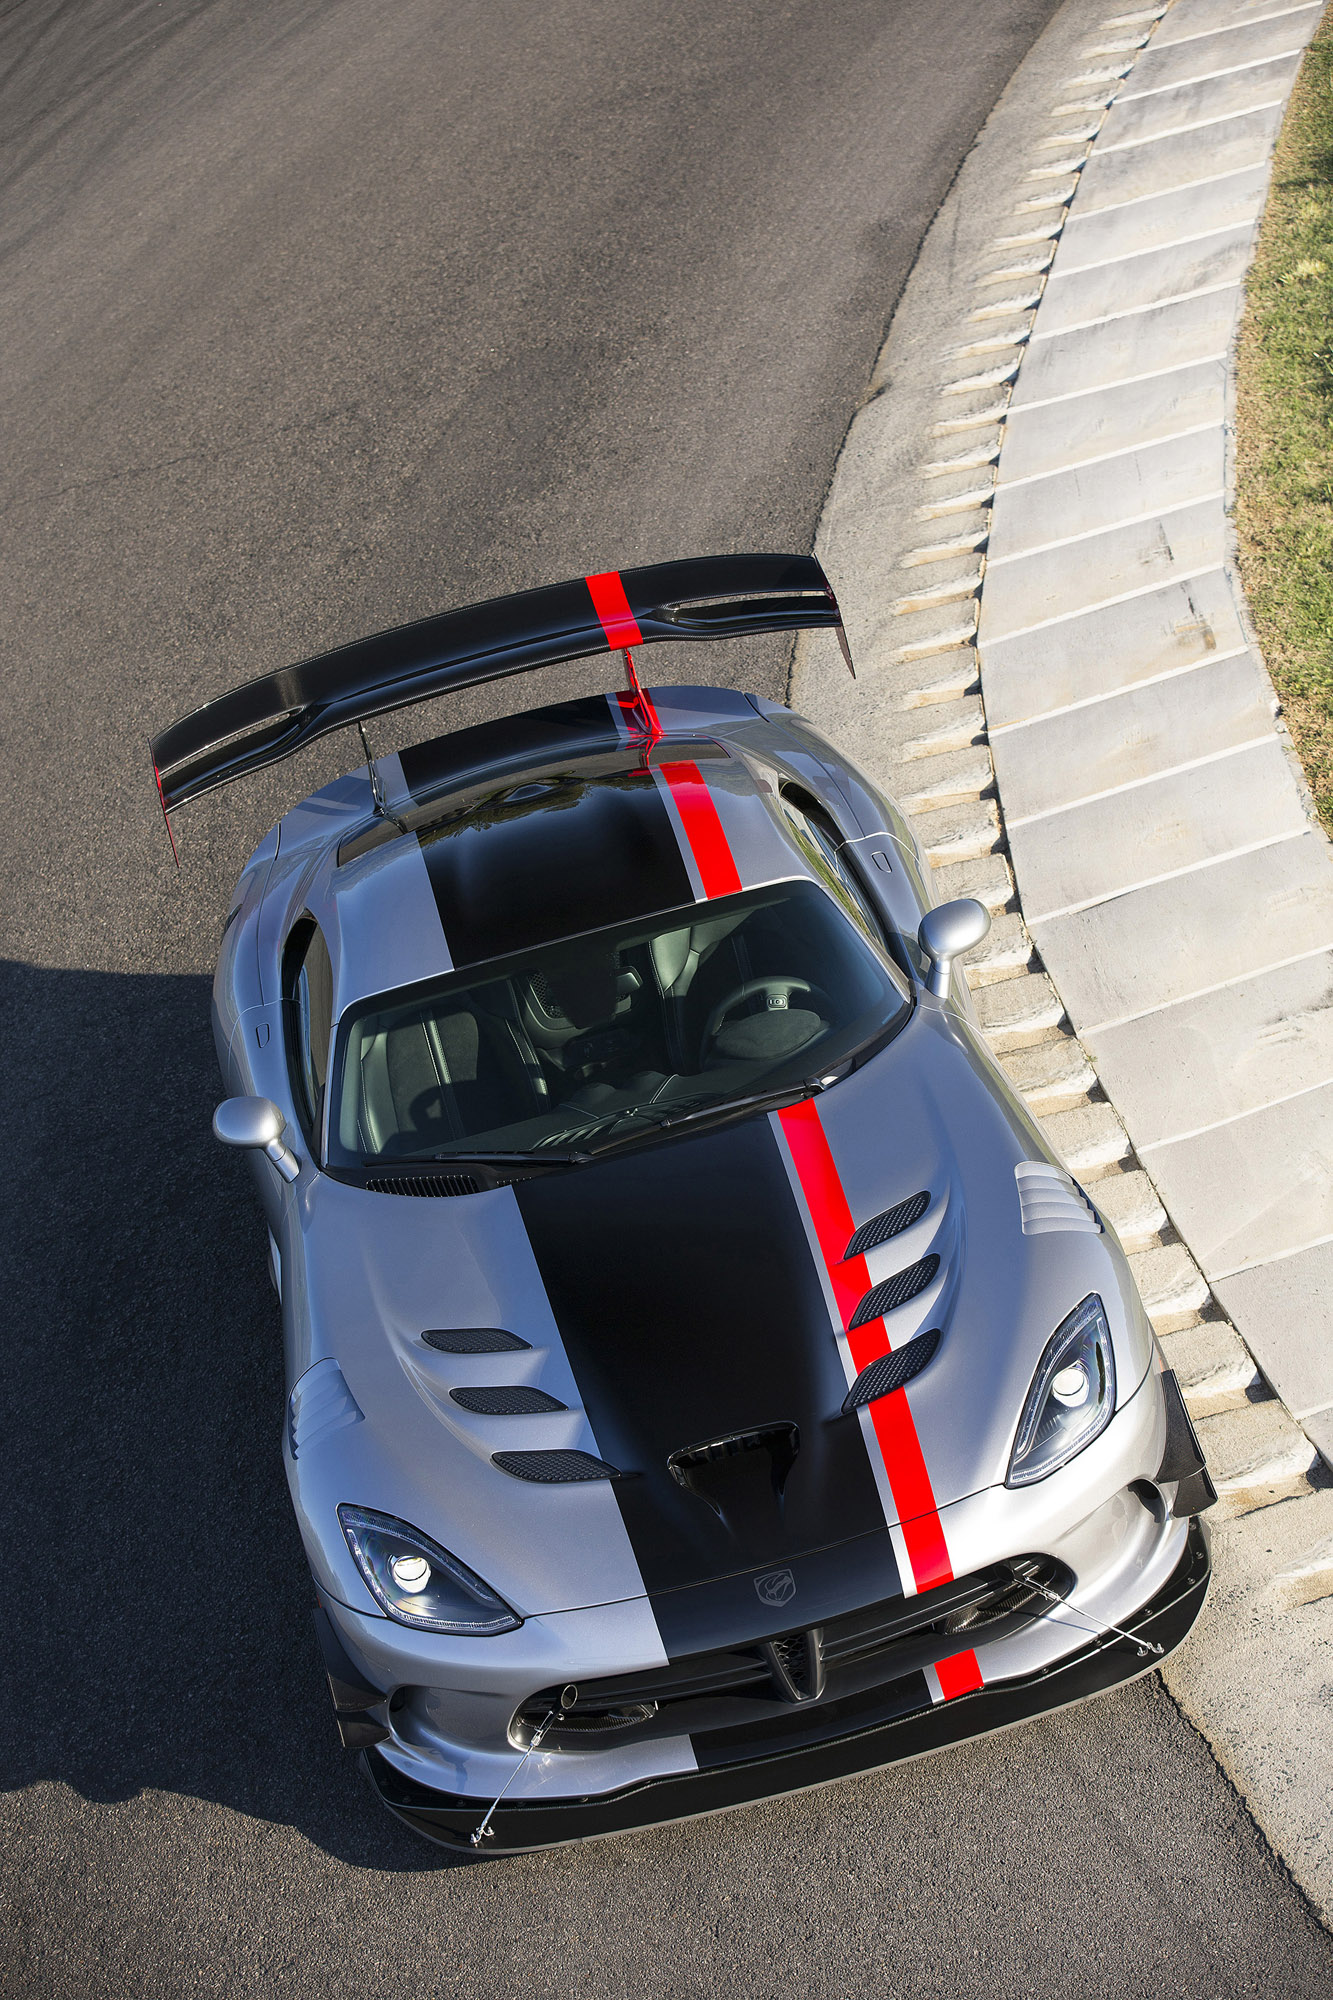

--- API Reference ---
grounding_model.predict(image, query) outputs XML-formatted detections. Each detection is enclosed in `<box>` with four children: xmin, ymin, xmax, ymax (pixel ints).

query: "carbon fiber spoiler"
<box><xmin>151</xmin><ymin>553</ymin><xmax>850</xmax><ymax>813</ymax></box>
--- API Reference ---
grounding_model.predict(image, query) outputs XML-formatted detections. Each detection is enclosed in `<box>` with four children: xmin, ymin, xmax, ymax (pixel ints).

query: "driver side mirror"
<box><xmin>917</xmin><ymin>899</ymin><xmax>991</xmax><ymax>1000</ymax></box>
<box><xmin>213</xmin><ymin>1096</ymin><xmax>301</xmax><ymax>1183</ymax></box>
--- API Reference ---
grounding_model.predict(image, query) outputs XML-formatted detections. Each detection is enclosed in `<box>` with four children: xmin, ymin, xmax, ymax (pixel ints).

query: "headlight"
<box><xmin>1007</xmin><ymin>1294</ymin><xmax>1116</xmax><ymax>1487</ymax></box>
<box><xmin>338</xmin><ymin>1505</ymin><xmax>521</xmax><ymax>1635</ymax></box>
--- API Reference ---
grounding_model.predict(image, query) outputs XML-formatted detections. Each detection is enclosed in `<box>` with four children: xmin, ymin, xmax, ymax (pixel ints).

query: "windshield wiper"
<box><xmin>575</xmin><ymin>1078</ymin><xmax>828</xmax><ymax>1160</ymax></box>
<box><xmin>410</xmin><ymin>1148</ymin><xmax>582</xmax><ymax>1169</ymax></box>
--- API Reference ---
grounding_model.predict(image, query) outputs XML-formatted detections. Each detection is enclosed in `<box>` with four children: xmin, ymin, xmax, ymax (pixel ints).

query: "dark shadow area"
<box><xmin>0</xmin><ymin>960</ymin><xmax>447</xmax><ymax>1870</ymax></box>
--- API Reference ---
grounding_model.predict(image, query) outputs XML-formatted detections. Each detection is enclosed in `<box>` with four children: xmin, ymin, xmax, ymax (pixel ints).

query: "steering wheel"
<box><xmin>701</xmin><ymin>977</ymin><xmax>833</xmax><ymax>1064</ymax></box>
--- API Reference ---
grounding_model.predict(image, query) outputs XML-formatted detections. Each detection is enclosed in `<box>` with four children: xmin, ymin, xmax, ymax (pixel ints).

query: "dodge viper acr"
<box><xmin>152</xmin><ymin>554</ymin><xmax>1214</xmax><ymax>1852</ymax></box>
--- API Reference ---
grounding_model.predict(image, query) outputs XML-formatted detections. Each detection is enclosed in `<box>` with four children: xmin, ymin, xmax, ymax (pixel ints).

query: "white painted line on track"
<box><xmin>1010</xmin><ymin>351</ymin><xmax>1228</xmax><ymax>412</ymax></box>
<box><xmin>988</xmin><ymin>647</ymin><xmax>1252</xmax><ymax>734</ymax></box>
<box><xmin>1118</xmin><ymin>48</ymin><xmax>1309</xmax><ymax>101</ymax></box>
<box><xmin>1024</xmin><ymin>828</ymin><xmax>1309</xmax><ymax>926</ymax></box>
<box><xmin>996</xmin><ymin>419</ymin><xmax>1220</xmax><ymax>489</ymax></box>
<box><xmin>1004</xmin><ymin>733</ymin><xmax>1277</xmax><ymax>828</ymax></box>
<box><xmin>1150</xmin><ymin>1</ymin><xmax>1321</xmax><ymax>50</ymax></box>
<box><xmin>1050</xmin><ymin>218</ymin><xmax>1255</xmax><ymax>277</ymax></box>
<box><xmin>985</xmin><ymin>487</ymin><xmax>1225</xmax><ymax>566</ymax></box>
<box><xmin>1082</xmin><ymin>941</ymin><xmax>1333</xmax><ymax>1037</ymax></box>
<box><xmin>983</xmin><ymin>561</ymin><xmax>1226</xmax><ymax>642</ymax></box>
<box><xmin>1213</xmin><ymin>1230</ymin><xmax>1333</xmax><ymax>1285</ymax></box>
<box><xmin>1028</xmin><ymin>277</ymin><xmax>1239</xmax><ymax>340</ymax></box>
<box><xmin>1139</xmin><ymin>1073</ymin><xmax>1333</xmax><ymax>1153</ymax></box>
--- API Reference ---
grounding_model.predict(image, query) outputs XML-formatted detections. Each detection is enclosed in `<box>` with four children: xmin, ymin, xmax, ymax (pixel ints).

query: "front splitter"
<box><xmin>363</xmin><ymin>1516</ymin><xmax>1210</xmax><ymax>1854</ymax></box>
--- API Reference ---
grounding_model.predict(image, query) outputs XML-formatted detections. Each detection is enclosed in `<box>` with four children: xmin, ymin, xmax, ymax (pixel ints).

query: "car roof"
<box><xmin>302</xmin><ymin>688</ymin><xmax>830</xmax><ymax>1018</ymax></box>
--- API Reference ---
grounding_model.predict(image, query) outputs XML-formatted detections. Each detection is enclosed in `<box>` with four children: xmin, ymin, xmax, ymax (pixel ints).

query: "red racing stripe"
<box><xmin>659</xmin><ymin>759</ymin><xmax>742</xmax><ymax>898</ymax></box>
<box><xmin>934</xmin><ymin>1649</ymin><xmax>985</xmax><ymax>1701</ymax></box>
<box><xmin>586</xmin><ymin>569</ymin><xmax>644</xmax><ymax>649</ymax></box>
<box><xmin>777</xmin><ymin>1097</ymin><xmax>956</xmax><ymax>1594</ymax></box>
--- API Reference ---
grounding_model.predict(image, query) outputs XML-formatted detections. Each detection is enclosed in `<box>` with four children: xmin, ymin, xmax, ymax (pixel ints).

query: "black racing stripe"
<box><xmin>515</xmin><ymin>1117</ymin><xmax>897</xmax><ymax>1651</ymax></box>
<box><xmin>398</xmin><ymin>694</ymin><xmax>621</xmax><ymax>804</ymax></box>
<box><xmin>416</xmin><ymin>761</ymin><xmax>693</xmax><ymax>967</ymax></box>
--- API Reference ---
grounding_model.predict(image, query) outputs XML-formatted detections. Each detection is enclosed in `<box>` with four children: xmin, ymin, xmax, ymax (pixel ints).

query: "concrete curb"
<box><xmin>791</xmin><ymin>0</ymin><xmax>1333</xmax><ymax>1924</ymax></box>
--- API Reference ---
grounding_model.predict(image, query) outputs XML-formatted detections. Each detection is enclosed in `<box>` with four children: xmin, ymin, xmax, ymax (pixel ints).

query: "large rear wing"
<box><xmin>150</xmin><ymin>553</ymin><xmax>851</xmax><ymax>814</ymax></box>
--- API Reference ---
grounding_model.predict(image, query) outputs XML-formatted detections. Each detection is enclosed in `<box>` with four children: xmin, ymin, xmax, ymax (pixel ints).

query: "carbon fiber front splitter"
<box><xmin>362</xmin><ymin>1516</ymin><xmax>1210</xmax><ymax>1854</ymax></box>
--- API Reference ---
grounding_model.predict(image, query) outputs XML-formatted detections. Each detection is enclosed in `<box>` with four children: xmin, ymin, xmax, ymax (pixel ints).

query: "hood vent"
<box><xmin>843</xmin><ymin>1191</ymin><xmax>929</xmax><ymax>1261</ymax></box>
<box><xmin>842</xmin><ymin>1327</ymin><xmax>941</xmax><ymax>1412</ymax></box>
<box><xmin>366</xmin><ymin>1172</ymin><xmax>482</xmax><ymax>1197</ymax></box>
<box><xmin>423</xmin><ymin>1326</ymin><xmax>530</xmax><ymax>1353</ymax></box>
<box><xmin>452</xmin><ymin>1385</ymin><xmax>567</xmax><ymax>1414</ymax></box>
<box><xmin>1015</xmin><ymin>1161</ymin><xmax>1101</xmax><ymax>1235</ymax></box>
<box><xmin>493</xmin><ymin>1449</ymin><xmax>620</xmax><ymax>1483</ymax></box>
<box><xmin>288</xmin><ymin>1359</ymin><xmax>363</xmax><ymax>1459</ymax></box>
<box><xmin>849</xmin><ymin>1254</ymin><xmax>940</xmax><ymax>1330</ymax></box>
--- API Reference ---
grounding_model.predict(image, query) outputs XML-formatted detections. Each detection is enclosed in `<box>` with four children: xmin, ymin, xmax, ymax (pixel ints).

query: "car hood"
<box><xmin>289</xmin><ymin>1008</ymin><xmax>1139</xmax><ymax>1625</ymax></box>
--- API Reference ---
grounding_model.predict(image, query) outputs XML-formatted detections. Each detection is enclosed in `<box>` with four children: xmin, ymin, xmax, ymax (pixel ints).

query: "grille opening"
<box><xmin>849</xmin><ymin>1254</ymin><xmax>940</xmax><ymax>1329</ymax></box>
<box><xmin>842</xmin><ymin>1328</ymin><xmax>940</xmax><ymax>1412</ymax></box>
<box><xmin>422</xmin><ymin>1327</ymin><xmax>531</xmax><ymax>1354</ymax></box>
<box><xmin>451</xmin><ymin>1385</ymin><xmax>567</xmax><ymax>1415</ymax></box>
<box><xmin>511</xmin><ymin>1554</ymin><xmax>1070</xmax><ymax>1750</ymax></box>
<box><xmin>843</xmin><ymin>1191</ymin><xmax>930</xmax><ymax>1261</ymax></box>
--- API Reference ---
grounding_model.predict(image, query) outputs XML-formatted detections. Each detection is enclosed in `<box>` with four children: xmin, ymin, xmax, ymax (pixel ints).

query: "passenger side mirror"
<box><xmin>213</xmin><ymin>1096</ymin><xmax>301</xmax><ymax>1183</ymax></box>
<box><xmin>917</xmin><ymin>899</ymin><xmax>991</xmax><ymax>1000</ymax></box>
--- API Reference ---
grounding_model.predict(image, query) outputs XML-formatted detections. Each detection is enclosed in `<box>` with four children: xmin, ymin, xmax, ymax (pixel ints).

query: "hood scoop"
<box><xmin>669</xmin><ymin>1423</ymin><xmax>800</xmax><ymax>1543</ymax></box>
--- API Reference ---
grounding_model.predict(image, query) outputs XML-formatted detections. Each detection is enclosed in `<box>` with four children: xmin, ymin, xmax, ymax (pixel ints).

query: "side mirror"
<box><xmin>213</xmin><ymin>1096</ymin><xmax>301</xmax><ymax>1183</ymax></box>
<box><xmin>918</xmin><ymin>899</ymin><xmax>991</xmax><ymax>1000</ymax></box>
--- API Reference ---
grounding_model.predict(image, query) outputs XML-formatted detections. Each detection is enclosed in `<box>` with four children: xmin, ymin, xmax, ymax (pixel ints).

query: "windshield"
<box><xmin>327</xmin><ymin>878</ymin><xmax>911</xmax><ymax>1168</ymax></box>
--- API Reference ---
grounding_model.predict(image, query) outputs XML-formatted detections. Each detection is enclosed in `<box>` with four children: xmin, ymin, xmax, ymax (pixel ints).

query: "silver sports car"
<box><xmin>152</xmin><ymin>554</ymin><xmax>1214</xmax><ymax>1852</ymax></box>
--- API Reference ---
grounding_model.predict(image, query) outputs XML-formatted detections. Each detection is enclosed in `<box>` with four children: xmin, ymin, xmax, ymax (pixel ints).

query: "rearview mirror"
<box><xmin>213</xmin><ymin>1096</ymin><xmax>301</xmax><ymax>1182</ymax></box>
<box><xmin>918</xmin><ymin>899</ymin><xmax>991</xmax><ymax>1000</ymax></box>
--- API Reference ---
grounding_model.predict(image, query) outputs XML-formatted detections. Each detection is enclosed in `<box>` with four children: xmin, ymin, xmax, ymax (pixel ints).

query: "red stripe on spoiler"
<box><xmin>586</xmin><ymin>570</ymin><xmax>644</xmax><ymax>649</ymax></box>
<box><xmin>659</xmin><ymin>760</ymin><xmax>742</xmax><ymax>898</ymax></box>
<box><xmin>777</xmin><ymin>1097</ymin><xmax>973</xmax><ymax>1651</ymax></box>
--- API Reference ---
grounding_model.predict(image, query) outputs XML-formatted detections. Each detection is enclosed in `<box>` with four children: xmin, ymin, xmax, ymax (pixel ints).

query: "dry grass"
<box><xmin>1235</xmin><ymin>14</ymin><xmax>1333</xmax><ymax>833</ymax></box>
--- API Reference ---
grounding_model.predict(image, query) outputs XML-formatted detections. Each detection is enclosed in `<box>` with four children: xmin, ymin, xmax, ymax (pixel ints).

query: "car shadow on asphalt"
<box><xmin>0</xmin><ymin>960</ymin><xmax>458</xmax><ymax>1870</ymax></box>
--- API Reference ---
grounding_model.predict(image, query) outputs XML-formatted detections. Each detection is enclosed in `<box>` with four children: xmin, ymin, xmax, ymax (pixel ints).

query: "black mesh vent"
<box><xmin>452</xmin><ymin>1385</ymin><xmax>567</xmax><ymax>1414</ymax></box>
<box><xmin>849</xmin><ymin>1255</ymin><xmax>941</xmax><ymax>1329</ymax></box>
<box><xmin>365</xmin><ymin>1173</ymin><xmax>481</xmax><ymax>1198</ymax></box>
<box><xmin>422</xmin><ymin>1327</ymin><xmax>531</xmax><ymax>1354</ymax></box>
<box><xmin>842</xmin><ymin>1328</ymin><xmax>941</xmax><ymax>1412</ymax></box>
<box><xmin>843</xmin><ymin>1191</ymin><xmax>929</xmax><ymax>1261</ymax></box>
<box><xmin>493</xmin><ymin>1450</ymin><xmax>620</xmax><ymax>1483</ymax></box>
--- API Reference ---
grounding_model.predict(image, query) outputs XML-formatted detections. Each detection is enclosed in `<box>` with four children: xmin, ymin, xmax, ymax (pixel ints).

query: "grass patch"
<box><xmin>1235</xmin><ymin>14</ymin><xmax>1333</xmax><ymax>833</ymax></box>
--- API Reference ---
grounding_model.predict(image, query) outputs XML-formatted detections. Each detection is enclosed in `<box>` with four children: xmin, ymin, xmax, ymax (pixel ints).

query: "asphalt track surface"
<box><xmin>1</xmin><ymin>1</ymin><xmax>1331</xmax><ymax>1994</ymax></box>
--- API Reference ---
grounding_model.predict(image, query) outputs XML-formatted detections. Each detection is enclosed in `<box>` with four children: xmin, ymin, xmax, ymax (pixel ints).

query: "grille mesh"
<box><xmin>366</xmin><ymin>1173</ymin><xmax>481</xmax><ymax>1198</ymax></box>
<box><xmin>843</xmin><ymin>1191</ymin><xmax>930</xmax><ymax>1261</ymax></box>
<box><xmin>849</xmin><ymin>1254</ymin><xmax>940</xmax><ymax>1329</ymax></box>
<box><xmin>422</xmin><ymin>1327</ymin><xmax>530</xmax><ymax>1354</ymax></box>
<box><xmin>493</xmin><ymin>1449</ymin><xmax>620</xmax><ymax>1483</ymax></box>
<box><xmin>452</xmin><ymin>1385</ymin><xmax>567</xmax><ymax>1414</ymax></box>
<box><xmin>842</xmin><ymin>1328</ymin><xmax>940</xmax><ymax>1412</ymax></box>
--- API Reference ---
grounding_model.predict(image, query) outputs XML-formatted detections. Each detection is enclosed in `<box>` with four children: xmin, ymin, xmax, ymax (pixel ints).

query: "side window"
<box><xmin>779</xmin><ymin>789</ymin><xmax>891</xmax><ymax>953</ymax></box>
<box><xmin>282</xmin><ymin>918</ymin><xmax>334</xmax><ymax>1148</ymax></box>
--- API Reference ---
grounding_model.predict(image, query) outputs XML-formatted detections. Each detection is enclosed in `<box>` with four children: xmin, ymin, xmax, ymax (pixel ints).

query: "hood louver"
<box><xmin>842</xmin><ymin>1327</ymin><xmax>941</xmax><ymax>1412</ymax></box>
<box><xmin>288</xmin><ymin>1358</ymin><xmax>363</xmax><ymax>1459</ymax></box>
<box><xmin>493</xmin><ymin>1449</ymin><xmax>620</xmax><ymax>1482</ymax></box>
<box><xmin>452</xmin><ymin>1385</ymin><xmax>567</xmax><ymax>1414</ymax></box>
<box><xmin>1015</xmin><ymin>1162</ymin><xmax>1101</xmax><ymax>1235</ymax></box>
<box><xmin>843</xmin><ymin>1191</ymin><xmax>930</xmax><ymax>1261</ymax></box>
<box><xmin>849</xmin><ymin>1254</ymin><xmax>940</xmax><ymax>1330</ymax></box>
<box><xmin>423</xmin><ymin>1326</ymin><xmax>530</xmax><ymax>1353</ymax></box>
